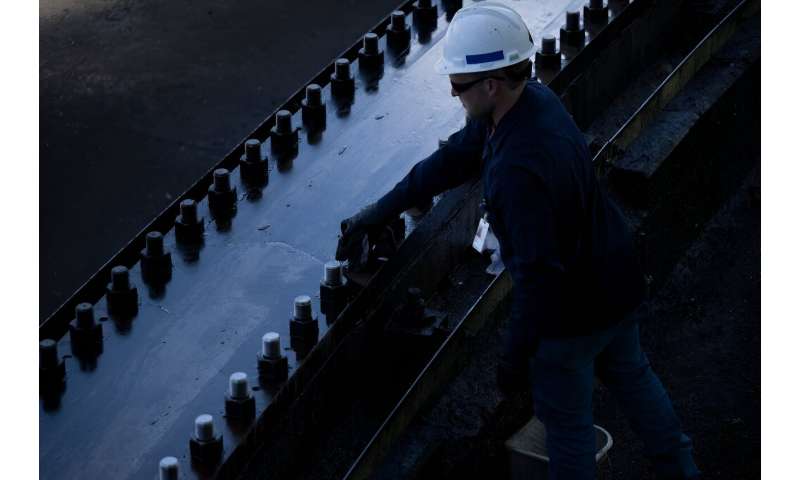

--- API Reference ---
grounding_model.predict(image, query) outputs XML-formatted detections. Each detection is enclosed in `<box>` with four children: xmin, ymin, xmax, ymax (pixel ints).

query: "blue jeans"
<box><xmin>528</xmin><ymin>312</ymin><xmax>701</xmax><ymax>479</ymax></box>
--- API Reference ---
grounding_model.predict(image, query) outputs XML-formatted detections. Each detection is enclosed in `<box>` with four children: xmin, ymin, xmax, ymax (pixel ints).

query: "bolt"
<box><xmin>213</xmin><ymin>168</ymin><xmax>231</xmax><ymax>192</ymax></box>
<box><xmin>244</xmin><ymin>139</ymin><xmax>262</xmax><ymax>163</ymax></box>
<box><xmin>293</xmin><ymin>295</ymin><xmax>313</xmax><ymax>321</ymax></box>
<box><xmin>159</xmin><ymin>457</ymin><xmax>179</xmax><ymax>480</ymax></box>
<box><xmin>324</xmin><ymin>260</ymin><xmax>343</xmax><ymax>286</ymax></box>
<box><xmin>302</xmin><ymin>84</ymin><xmax>326</xmax><ymax>131</ymax></box>
<box><xmin>390</xmin><ymin>11</ymin><xmax>405</xmax><ymax>31</ymax></box>
<box><xmin>180</xmin><ymin>199</ymin><xmax>198</xmax><ymax>225</ymax></box>
<box><xmin>189</xmin><ymin>414</ymin><xmax>223</xmax><ymax>463</ymax></box>
<box><xmin>566</xmin><ymin>10</ymin><xmax>581</xmax><ymax>31</ymax></box>
<box><xmin>145</xmin><ymin>231</ymin><xmax>164</xmax><ymax>256</ymax></box>
<box><xmin>363</xmin><ymin>33</ymin><xmax>379</xmax><ymax>55</ymax></box>
<box><xmin>40</xmin><ymin>339</ymin><xmax>58</xmax><ymax>368</ymax></box>
<box><xmin>334</xmin><ymin>58</ymin><xmax>351</xmax><ymax>80</ymax></box>
<box><xmin>75</xmin><ymin>302</ymin><xmax>95</xmax><ymax>329</ymax></box>
<box><xmin>229</xmin><ymin>372</ymin><xmax>250</xmax><ymax>400</ymax></box>
<box><xmin>107</xmin><ymin>265</ymin><xmax>137</xmax><ymax>315</ymax></box>
<box><xmin>110</xmin><ymin>266</ymin><xmax>130</xmax><ymax>291</ymax></box>
<box><xmin>257</xmin><ymin>331</ymin><xmax>288</xmax><ymax>382</ymax></box>
<box><xmin>194</xmin><ymin>414</ymin><xmax>215</xmax><ymax>442</ymax></box>
<box><xmin>541</xmin><ymin>34</ymin><xmax>557</xmax><ymax>54</ymax></box>
<box><xmin>585</xmin><ymin>0</ymin><xmax>609</xmax><ymax>25</ymax></box>
<box><xmin>306</xmin><ymin>84</ymin><xmax>322</xmax><ymax>106</ymax></box>
<box><xmin>560</xmin><ymin>8</ymin><xmax>586</xmax><ymax>50</ymax></box>
<box><xmin>262</xmin><ymin>332</ymin><xmax>281</xmax><ymax>359</ymax></box>
<box><xmin>275</xmin><ymin>110</ymin><xmax>292</xmax><ymax>135</ymax></box>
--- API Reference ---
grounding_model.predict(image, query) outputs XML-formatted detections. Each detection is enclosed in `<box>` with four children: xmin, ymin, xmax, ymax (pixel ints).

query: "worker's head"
<box><xmin>449</xmin><ymin>59</ymin><xmax>532</xmax><ymax>120</ymax></box>
<box><xmin>435</xmin><ymin>2</ymin><xmax>536</xmax><ymax>120</ymax></box>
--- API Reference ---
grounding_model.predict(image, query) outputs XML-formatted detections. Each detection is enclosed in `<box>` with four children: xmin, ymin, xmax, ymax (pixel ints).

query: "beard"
<box><xmin>464</xmin><ymin>102</ymin><xmax>495</xmax><ymax>125</ymax></box>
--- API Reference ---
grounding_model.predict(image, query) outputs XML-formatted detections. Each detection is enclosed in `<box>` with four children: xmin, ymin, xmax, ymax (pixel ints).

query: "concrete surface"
<box><xmin>40</xmin><ymin>0</ymin><xmax>404</xmax><ymax>320</ymax></box>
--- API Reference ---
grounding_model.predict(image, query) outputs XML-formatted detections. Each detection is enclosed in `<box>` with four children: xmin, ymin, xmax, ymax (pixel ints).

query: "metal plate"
<box><xmin>39</xmin><ymin>1</ymin><xmax>617</xmax><ymax>479</ymax></box>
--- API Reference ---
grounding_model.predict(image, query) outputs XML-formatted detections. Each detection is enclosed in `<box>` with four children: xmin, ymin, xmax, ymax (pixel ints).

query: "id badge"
<box><xmin>472</xmin><ymin>215</ymin><xmax>491</xmax><ymax>253</ymax></box>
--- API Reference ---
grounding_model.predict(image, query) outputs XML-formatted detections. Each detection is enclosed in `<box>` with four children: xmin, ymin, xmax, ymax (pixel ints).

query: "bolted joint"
<box><xmin>560</xmin><ymin>10</ymin><xmax>586</xmax><ymax>49</ymax></box>
<box><xmin>301</xmin><ymin>84</ymin><xmax>327</xmax><ymax>132</ymax></box>
<box><xmin>189</xmin><ymin>414</ymin><xmax>223</xmax><ymax>465</ymax></box>
<box><xmin>270</xmin><ymin>110</ymin><xmax>299</xmax><ymax>155</ymax></box>
<box><xmin>239</xmin><ymin>139</ymin><xmax>269</xmax><ymax>186</ymax></box>
<box><xmin>224</xmin><ymin>372</ymin><xmax>256</xmax><ymax>421</ymax></box>
<box><xmin>141</xmin><ymin>231</ymin><xmax>173</xmax><ymax>284</ymax></box>
<box><xmin>387</xmin><ymin>11</ymin><xmax>411</xmax><ymax>52</ymax></box>
<box><xmin>413</xmin><ymin>0</ymin><xmax>438</xmax><ymax>28</ymax></box>
<box><xmin>290</xmin><ymin>295</ymin><xmax>319</xmax><ymax>355</ymax></box>
<box><xmin>535</xmin><ymin>34</ymin><xmax>562</xmax><ymax>70</ymax></box>
<box><xmin>39</xmin><ymin>339</ymin><xmax>66</xmax><ymax>384</ymax></box>
<box><xmin>208</xmin><ymin>168</ymin><xmax>237</xmax><ymax>215</ymax></box>
<box><xmin>330</xmin><ymin>58</ymin><xmax>355</xmax><ymax>99</ymax></box>
<box><xmin>257</xmin><ymin>332</ymin><xmax>289</xmax><ymax>382</ymax></box>
<box><xmin>175</xmin><ymin>199</ymin><xmax>205</xmax><ymax>243</ymax></box>
<box><xmin>106</xmin><ymin>265</ymin><xmax>139</xmax><ymax>316</ymax></box>
<box><xmin>584</xmin><ymin>0</ymin><xmax>609</xmax><ymax>26</ymax></box>
<box><xmin>358</xmin><ymin>33</ymin><xmax>385</xmax><ymax>73</ymax></box>
<box><xmin>320</xmin><ymin>260</ymin><xmax>350</xmax><ymax>319</ymax></box>
<box><xmin>69</xmin><ymin>302</ymin><xmax>103</xmax><ymax>353</ymax></box>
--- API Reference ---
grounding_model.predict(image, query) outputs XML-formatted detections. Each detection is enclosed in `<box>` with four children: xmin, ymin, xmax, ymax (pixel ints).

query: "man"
<box><xmin>336</xmin><ymin>3</ymin><xmax>701</xmax><ymax>479</ymax></box>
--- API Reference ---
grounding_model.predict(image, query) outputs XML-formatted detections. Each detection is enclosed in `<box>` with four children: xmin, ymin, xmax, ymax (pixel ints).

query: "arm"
<box><xmin>336</xmin><ymin>117</ymin><xmax>487</xmax><ymax>264</ymax></box>
<box><xmin>374</xmin><ymin>116</ymin><xmax>488</xmax><ymax>217</ymax></box>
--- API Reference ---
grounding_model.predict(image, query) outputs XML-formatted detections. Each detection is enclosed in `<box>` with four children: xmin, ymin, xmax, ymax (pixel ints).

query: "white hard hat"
<box><xmin>434</xmin><ymin>1</ymin><xmax>536</xmax><ymax>75</ymax></box>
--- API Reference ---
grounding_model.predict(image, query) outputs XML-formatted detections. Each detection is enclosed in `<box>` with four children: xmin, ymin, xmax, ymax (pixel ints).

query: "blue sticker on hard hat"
<box><xmin>465</xmin><ymin>50</ymin><xmax>504</xmax><ymax>65</ymax></box>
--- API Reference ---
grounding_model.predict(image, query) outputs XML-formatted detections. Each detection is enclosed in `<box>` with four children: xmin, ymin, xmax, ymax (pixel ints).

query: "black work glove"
<box><xmin>496</xmin><ymin>354</ymin><xmax>531</xmax><ymax>397</ymax></box>
<box><xmin>335</xmin><ymin>202</ymin><xmax>393</xmax><ymax>267</ymax></box>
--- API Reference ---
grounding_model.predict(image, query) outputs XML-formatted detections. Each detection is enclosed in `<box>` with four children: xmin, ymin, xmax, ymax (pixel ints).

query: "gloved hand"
<box><xmin>335</xmin><ymin>202</ymin><xmax>393</xmax><ymax>267</ymax></box>
<box><xmin>496</xmin><ymin>353</ymin><xmax>531</xmax><ymax>397</ymax></box>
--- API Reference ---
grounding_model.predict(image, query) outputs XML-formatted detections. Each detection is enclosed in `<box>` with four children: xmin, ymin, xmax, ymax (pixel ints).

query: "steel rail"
<box><xmin>593</xmin><ymin>0</ymin><xmax>760</xmax><ymax>170</ymax></box>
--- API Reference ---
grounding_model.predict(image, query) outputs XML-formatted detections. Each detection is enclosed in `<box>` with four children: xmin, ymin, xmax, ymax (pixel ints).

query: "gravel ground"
<box><xmin>593</xmin><ymin>164</ymin><xmax>761</xmax><ymax>479</ymax></box>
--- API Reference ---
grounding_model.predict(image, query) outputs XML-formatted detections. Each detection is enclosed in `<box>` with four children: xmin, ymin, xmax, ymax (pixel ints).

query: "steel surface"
<box><xmin>40</xmin><ymin>2</ymin><xmax>627</xmax><ymax>479</ymax></box>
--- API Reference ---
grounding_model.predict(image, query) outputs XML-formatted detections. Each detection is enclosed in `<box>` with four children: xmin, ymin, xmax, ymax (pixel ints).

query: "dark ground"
<box><xmin>40</xmin><ymin>0</ymin><xmax>404</xmax><ymax>321</ymax></box>
<box><xmin>593</xmin><ymin>164</ymin><xmax>761</xmax><ymax>478</ymax></box>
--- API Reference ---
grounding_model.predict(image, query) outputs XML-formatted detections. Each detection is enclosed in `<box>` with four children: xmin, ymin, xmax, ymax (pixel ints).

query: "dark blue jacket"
<box><xmin>376</xmin><ymin>79</ymin><xmax>645</xmax><ymax>362</ymax></box>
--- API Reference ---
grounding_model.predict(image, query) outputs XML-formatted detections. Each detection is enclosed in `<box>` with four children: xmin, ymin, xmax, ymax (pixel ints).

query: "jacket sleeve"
<box><xmin>489</xmin><ymin>162</ymin><xmax>565</xmax><ymax>365</ymax></box>
<box><xmin>375</xmin><ymin>117</ymin><xmax>488</xmax><ymax>217</ymax></box>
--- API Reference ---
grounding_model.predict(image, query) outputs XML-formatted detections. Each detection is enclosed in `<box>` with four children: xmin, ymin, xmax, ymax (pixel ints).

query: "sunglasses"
<box><xmin>450</xmin><ymin>76</ymin><xmax>507</xmax><ymax>94</ymax></box>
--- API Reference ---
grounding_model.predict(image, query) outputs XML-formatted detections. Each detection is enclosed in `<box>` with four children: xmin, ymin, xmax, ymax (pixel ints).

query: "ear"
<box><xmin>485</xmin><ymin>77</ymin><xmax>501</xmax><ymax>97</ymax></box>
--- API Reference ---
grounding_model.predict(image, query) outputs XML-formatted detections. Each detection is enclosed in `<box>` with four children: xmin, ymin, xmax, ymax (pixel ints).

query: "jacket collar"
<box><xmin>482</xmin><ymin>80</ymin><xmax>533</xmax><ymax>163</ymax></box>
